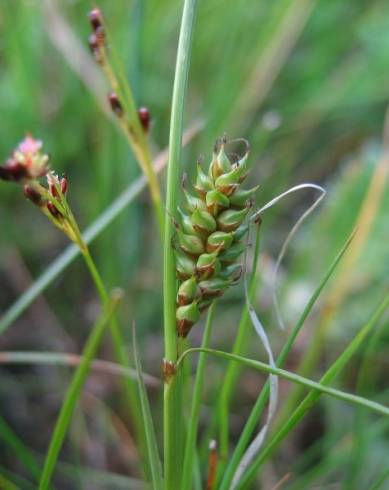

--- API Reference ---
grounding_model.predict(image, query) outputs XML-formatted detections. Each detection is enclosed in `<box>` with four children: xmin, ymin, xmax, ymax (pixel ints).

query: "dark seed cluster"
<box><xmin>175</xmin><ymin>137</ymin><xmax>258</xmax><ymax>337</ymax></box>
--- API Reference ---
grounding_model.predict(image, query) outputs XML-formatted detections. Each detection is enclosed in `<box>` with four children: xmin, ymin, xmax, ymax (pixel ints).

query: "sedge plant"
<box><xmin>1</xmin><ymin>2</ymin><xmax>389</xmax><ymax>490</ymax></box>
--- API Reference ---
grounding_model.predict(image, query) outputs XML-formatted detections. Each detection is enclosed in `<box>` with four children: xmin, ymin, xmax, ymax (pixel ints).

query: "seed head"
<box><xmin>174</xmin><ymin>136</ymin><xmax>256</xmax><ymax>337</ymax></box>
<box><xmin>0</xmin><ymin>135</ymin><xmax>49</xmax><ymax>182</ymax></box>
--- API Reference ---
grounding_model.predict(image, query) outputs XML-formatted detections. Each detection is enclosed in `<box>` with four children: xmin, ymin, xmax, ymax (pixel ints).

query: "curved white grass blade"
<box><xmin>232</xmin><ymin>183</ymin><xmax>325</xmax><ymax>487</ymax></box>
<box><xmin>231</xmin><ymin>229</ymin><xmax>279</xmax><ymax>489</ymax></box>
<box><xmin>251</xmin><ymin>183</ymin><xmax>326</xmax><ymax>330</ymax></box>
<box><xmin>230</xmin><ymin>313</ymin><xmax>278</xmax><ymax>488</ymax></box>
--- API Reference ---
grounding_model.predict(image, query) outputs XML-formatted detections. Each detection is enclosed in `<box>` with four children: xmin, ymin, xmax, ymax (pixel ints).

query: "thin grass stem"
<box><xmin>163</xmin><ymin>0</ymin><xmax>198</xmax><ymax>488</ymax></box>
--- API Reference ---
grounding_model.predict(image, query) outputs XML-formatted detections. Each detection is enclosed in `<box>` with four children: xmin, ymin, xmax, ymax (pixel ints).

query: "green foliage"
<box><xmin>1</xmin><ymin>0</ymin><xmax>389</xmax><ymax>489</ymax></box>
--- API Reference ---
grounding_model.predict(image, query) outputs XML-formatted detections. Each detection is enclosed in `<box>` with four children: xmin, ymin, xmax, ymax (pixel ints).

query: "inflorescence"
<box><xmin>175</xmin><ymin>137</ymin><xmax>258</xmax><ymax>337</ymax></box>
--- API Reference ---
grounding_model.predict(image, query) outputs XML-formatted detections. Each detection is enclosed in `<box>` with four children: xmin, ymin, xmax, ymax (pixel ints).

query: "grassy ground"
<box><xmin>0</xmin><ymin>0</ymin><xmax>388</xmax><ymax>489</ymax></box>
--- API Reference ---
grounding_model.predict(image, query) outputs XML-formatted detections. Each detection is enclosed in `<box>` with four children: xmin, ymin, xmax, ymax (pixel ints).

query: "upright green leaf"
<box><xmin>38</xmin><ymin>293</ymin><xmax>122</xmax><ymax>490</ymax></box>
<box><xmin>132</xmin><ymin>325</ymin><xmax>163</xmax><ymax>490</ymax></box>
<box><xmin>237</xmin><ymin>290</ymin><xmax>389</xmax><ymax>489</ymax></box>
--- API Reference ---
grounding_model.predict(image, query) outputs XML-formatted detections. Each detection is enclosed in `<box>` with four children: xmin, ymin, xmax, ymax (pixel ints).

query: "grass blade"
<box><xmin>178</xmin><ymin>347</ymin><xmax>389</xmax><ymax>417</ymax></box>
<box><xmin>38</xmin><ymin>292</ymin><xmax>122</xmax><ymax>490</ymax></box>
<box><xmin>217</xmin><ymin>222</ymin><xmax>262</xmax><ymax>459</ymax></box>
<box><xmin>0</xmin><ymin>416</ymin><xmax>41</xmax><ymax>482</ymax></box>
<box><xmin>132</xmin><ymin>325</ymin><xmax>163</xmax><ymax>490</ymax></box>
<box><xmin>219</xmin><ymin>229</ymin><xmax>356</xmax><ymax>490</ymax></box>
<box><xmin>0</xmin><ymin>473</ymin><xmax>19</xmax><ymax>490</ymax></box>
<box><xmin>0</xmin><ymin>351</ymin><xmax>160</xmax><ymax>387</ymax></box>
<box><xmin>369</xmin><ymin>467</ymin><xmax>389</xmax><ymax>490</ymax></box>
<box><xmin>236</xmin><ymin>289</ymin><xmax>389</xmax><ymax>489</ymax></box>
<box><xmin>231</xmin><ymin>231</ymin><xmax>279</xmax><ymax>488</ymax></box>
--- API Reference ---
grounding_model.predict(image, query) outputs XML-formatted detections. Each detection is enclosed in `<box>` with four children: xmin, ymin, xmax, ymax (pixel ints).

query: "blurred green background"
<box><xmin>0</xmin><ymin>0</ymin><xmax>388</xmax><ymax>488</ymax></box>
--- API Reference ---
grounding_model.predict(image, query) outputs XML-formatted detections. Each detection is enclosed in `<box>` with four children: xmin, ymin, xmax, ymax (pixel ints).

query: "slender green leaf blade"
<box><xmin>132</xmin><ymin>325</ymin><xmax>163</xmax><ymax>490</ymax></box>
<box><xmin>237</xmin><ymin>289</ymin><xmax>389</xmax><ymax>488</ymax></box>
<box><xmin>219</xmin><ymin>229</ymin><xmax>356</xmax><ymax>489</ymax></box>
<box><xmin>38</xmin><ymin>295</ymin><xmax>121</xmax><ymax>490</ymax></box>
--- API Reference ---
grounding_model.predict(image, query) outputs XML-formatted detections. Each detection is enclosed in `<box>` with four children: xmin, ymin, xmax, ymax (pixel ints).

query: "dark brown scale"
<box><xmin>177</xmin><ymin>318</ymin><xmax>194</xmax><ymax>338</ymax></box>
<box><xmin>47</xmin><ymin>201</ymin><xmax>61</xmax><ymax>218</ymax></box>
<box><xmin>23</xmin><ymin>185</ymin><xmax>43</xmax><ymax>206</ymax></box>
<box><xmin>0</xmin><ymin>161</ymin><xmax>27</xmax><ymax>182</ymax></box>
<box><xmin>95</xmin><ymin>26</ymin><xmax>105</xmax><ymax>47</ymax></box>
<box><xmin>88</xmin><ymin>33</ymin><xmax>99</xmax><ymax>52</ymax></box>
<box><xmin>162</xmin><ymin>359</ymin><xmax>176</xmax><ymax>383</ymax></box>
<box><xmin>138</xmin><ymin>107</ymin><xmax>151</xmax><ymax>132</ymax></box>
<box><xmin>88</xmin><ymin>34</ymin><xmax>103</xmax><ymax>64</ymax></box>
<box><xmin>107</xmin><ymin>92</ymin><xmax>124</xmax><ymax>117</ymax></box>
<box><xmin>61</xmin><ymin>176</ymin><xmax>68</xmax><ymax>194</ymax></box>
<box><xmin>88</xmin><ymin>9</ymin><xmax>103</xmax><ymax>31</ymax></box>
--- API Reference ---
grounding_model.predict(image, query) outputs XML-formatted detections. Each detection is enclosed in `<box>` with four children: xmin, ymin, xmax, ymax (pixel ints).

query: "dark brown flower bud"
<box><xmin>23</xmin><ymin>185</ymin><xmax>44</xmax><ymax>206</ymax></box>
<box><xmin>88</xmin><ymin>8</ymin><xmax>103</xmax><ymax>31</ymax></box>
<box><xmin>47</xmin><ymin>173</ymin><xmax>68</xmax><ymax>198</ymax></box>
<box><xmin>60</xmin><ymin>176</ymin><xmax>68</xmax><ymax>194</ymax></box>
<box><xmin>108</xmin><ymin>92</ymin><xmax>124</xmax><ymax>117</ymax></box>
<box><xmin>95</xmin><ymin>26</ymin><xmax>105</xmax><ymax>46</ymax></box>
<box><xmin>47</xmin><ymin>201</ymin><xmax>60</xmax><ymax>218</ymax></box>
<box><xmin>88</xmin><ymin>34</ymin><xmax>103</xmax><ymax>64</ymax></box>
<box><xmin>88</xmin><ymin>33</ymin><xmax>99</xmax><ymax>52</ymax></box>
<box><xmin>138</xmin><ymin>107</ymin><xmax>150</xmax><ymax>132</ymax></box>
<box><xmin>0</xmin><ymin>160</ymin><xmax>27</xmax><ymax>182</ymax></box>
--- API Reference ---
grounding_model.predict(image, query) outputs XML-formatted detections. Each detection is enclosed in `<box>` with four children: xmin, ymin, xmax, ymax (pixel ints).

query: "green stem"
<box><xmin>101</xmin><ymin>22</ymin><xmax>164</xmax><ymax>238</ymax></box>
<box><xmin>81</xmin><ymin>249</ymin><xmax>146</xmax><ymax>470</ymax></box>
<box><xmin>218</xmin><ymin>224</ymin><xmax>262</xmax><ymax>459</ymax></box>
<box><xmin>181</xmin><ymin>303</ymin><xmax>216</xmax><ymax>489</ymax></box>
<box><xmin>219</xmin><ymin>230</ymin><xmax>355</xmax><ymax>490</ymax></box>
<box><xmin>163</xmin><ymin>0</ymin><xmax>197</xmax><ymax>489</ymax></box>
<box><xmin>38</xmin><ymin>295</ymin><xmax>121</xmax><ymax>490</ymax></box>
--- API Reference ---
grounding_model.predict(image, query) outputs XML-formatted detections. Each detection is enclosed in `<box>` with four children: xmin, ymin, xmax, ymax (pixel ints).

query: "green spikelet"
<box><xmin>174</xmin><ymin>137</ymin><xmax>256</xmax><ymax>337</ymax></box>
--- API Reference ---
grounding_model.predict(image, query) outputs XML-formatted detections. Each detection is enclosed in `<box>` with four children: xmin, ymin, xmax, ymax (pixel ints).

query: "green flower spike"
<box><xmin>174</xmin><ymin>136</ymin><xmax>258</xmax><ymax>338</ymax></box>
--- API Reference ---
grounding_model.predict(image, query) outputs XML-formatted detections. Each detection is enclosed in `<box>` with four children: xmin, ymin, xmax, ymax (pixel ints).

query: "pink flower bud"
<box><xmin>88</xmin><ymin>8</ymin><xmax>103</xmax><ymax>31</ymax></box>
